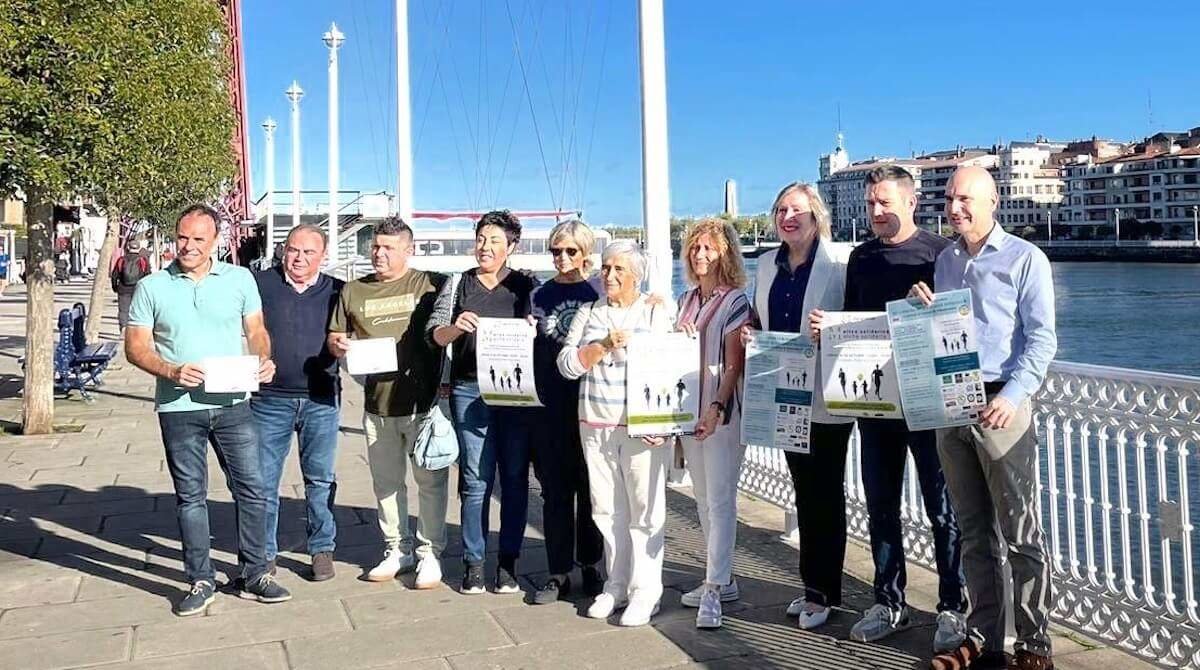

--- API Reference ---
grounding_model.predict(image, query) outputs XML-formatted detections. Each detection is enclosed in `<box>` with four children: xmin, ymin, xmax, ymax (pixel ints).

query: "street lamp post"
<box><xmin>1046</xmin><ymin>210</ymin><xmax>1052</xmax><ymax>244</ymax></box>
<box><xmin>323</xmin><ymin>23</ymin><xmax>345</xmax><ymax>266</ymax></box>
<box><xmin>285</xmin><ymin>81</ymin><xmax>304</xmax><ymax>230</ymax></box>
<box><xmin>1193</xmin><ymin>205</ymin><xmax>1198</xmax><ymax>246</ymax></box>
<box><xmin>851</xmin><ymin>218</ymin><xmax>857</xmax><ymax>244</ymax></box>
<box><xmin>262</xmin><ymin>117</ymin><xmax>277</xmax><ymax>262</ymax></box>
<box><xmin>1114</xmin><ymin>207</ymin><xmax>1121</xmax><ymax>246</ymax></box>
<box><xmin>937</xmin><ymin>215</ymin><xmax>943</xmax><ymax>236</ymax></box>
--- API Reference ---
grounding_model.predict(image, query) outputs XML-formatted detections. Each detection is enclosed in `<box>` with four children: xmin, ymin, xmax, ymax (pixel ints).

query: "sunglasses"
<box><xmin>549</xmin><ymin>247</ymin><xmax>580</xmax><ymax>258</ymax></box>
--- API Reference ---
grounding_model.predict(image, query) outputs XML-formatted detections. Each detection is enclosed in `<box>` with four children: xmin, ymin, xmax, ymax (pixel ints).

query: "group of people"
<box><xmin>124</xmin><ymin>163</ymin><xmax>1056</xmax><ymax>670</ymax></box>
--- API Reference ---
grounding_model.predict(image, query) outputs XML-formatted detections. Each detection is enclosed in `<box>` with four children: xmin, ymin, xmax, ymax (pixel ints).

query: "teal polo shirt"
<box><xmin>128</xmin><ymin>260</ymin><xmax>263</xmax><ymax>413</ymax></box>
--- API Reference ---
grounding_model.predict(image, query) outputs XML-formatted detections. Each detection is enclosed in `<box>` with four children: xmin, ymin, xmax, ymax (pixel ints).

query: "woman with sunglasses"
<box><xmin>527</xmin><ymin>220</ymin><xmax>606</xmax><ymax>604</ymax></box>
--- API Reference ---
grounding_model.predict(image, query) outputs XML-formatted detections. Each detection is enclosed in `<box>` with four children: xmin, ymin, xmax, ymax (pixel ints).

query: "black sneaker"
<box><xmin>494</xmin><ymin>565</ymin><xmax>520</xmax><ymax>594</ymax></box>
<box><xmin>581</xmin><ymin>564</ymin><xmax>604</xmax><ymax>597</ymax></box>
<box><xmin>461</xmin><ymin>564</ymin><xmax>485</xmax><ymax>595</ymax></box>
<box><xmin>310</xmin><ymin>551</ymin><xmax>335</xmax><ymax>582</ymax></box>
<box><xmin>174</xmin><ymin>580</ymin><xmax>215</xmax><ymax>617</ymax></box>
<box><xmin>532</xmin><ymin>575</ymin><xmax>570</xmax><ymax>605</ymax></box>
<box><xmin>238</xmin><ymin>573</ymin><xmax>292</xmax><ymax>603</ymax></box>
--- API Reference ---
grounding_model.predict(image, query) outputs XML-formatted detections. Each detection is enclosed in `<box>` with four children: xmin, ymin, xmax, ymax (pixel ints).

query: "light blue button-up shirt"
<box><xmin>934</xmin><ymin>224</ymin><xmax>1057</xmax><ymax>407</ymax></box>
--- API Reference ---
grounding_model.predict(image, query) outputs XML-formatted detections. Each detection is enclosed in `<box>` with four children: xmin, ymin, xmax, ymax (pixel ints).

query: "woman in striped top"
<box><xmin>674</xmin><ymin>220</ymin><xmax>752</xmax><ymax>630</ymax></box>
<box><xmin>556</xmin><ymin>240</ymin><xmax>676</xmax><ymax>627</ymax></box>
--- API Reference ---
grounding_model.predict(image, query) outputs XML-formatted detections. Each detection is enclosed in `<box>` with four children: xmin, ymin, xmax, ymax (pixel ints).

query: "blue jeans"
<box><xmin>250</xmin><ymin>395</ymin><xmax>340</xmax><ymax>559</ymax></box>
<box><xmin>858</xmin><ymin>418</ymin><xmax>966</xmax><ymax>612</ymax></box>
<box><xmin>450</xmin><ymin>381</ymin><xmax>533</xmax><ymax>566</ymax></box>
<box><xmin>158</xmin><ymin>402</ymin><xmax>269</xmax><ymax>584</ymax></box>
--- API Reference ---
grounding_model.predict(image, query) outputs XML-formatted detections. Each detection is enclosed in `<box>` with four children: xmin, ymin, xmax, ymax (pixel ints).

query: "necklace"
<box><xmin>604</xmin><ymin>294</ymin><xmax>642</xmax><ymax>366</ymax></box>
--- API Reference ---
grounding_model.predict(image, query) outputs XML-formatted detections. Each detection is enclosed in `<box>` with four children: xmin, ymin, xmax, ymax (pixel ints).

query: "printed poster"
<box><xmin>476</xmin><ymin>317</ymin><xmax>541</xmax><ymax>407</ymax></box>
<box><xmin>885</xmin><ymin>289</ymin><xmax>986</xmax><ymax>431</ymax></box>
<box><xmin>625</xmin><ymin>332</ymin><xmax>700</xmax><ymax>436</ymax></box>
<box><xmin>820</xmin><ymin>312</ymin><xmax>902</xmax><ymax>419</ymax></box>
<box><xmin>740</xmin><ymin>330</ymin><xmax>816</xmax><ymax>453</ymax></box>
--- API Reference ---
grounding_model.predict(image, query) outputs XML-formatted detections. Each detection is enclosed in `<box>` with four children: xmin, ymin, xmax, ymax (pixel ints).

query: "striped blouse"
<box><xmin>556</xmin><ymin>294</ymin><xmax>677</xmax><ymax>427</ymax></box>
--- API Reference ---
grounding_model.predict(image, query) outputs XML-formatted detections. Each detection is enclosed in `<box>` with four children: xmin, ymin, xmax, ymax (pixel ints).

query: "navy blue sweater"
<box><xmin>254</xmin><ymin>268</ymin><xmax>344</xmax><ymax>404</ymax></box>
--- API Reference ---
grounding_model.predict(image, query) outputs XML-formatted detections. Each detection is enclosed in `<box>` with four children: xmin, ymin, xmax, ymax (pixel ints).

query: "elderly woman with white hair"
<box><xmin>556</xmin><ymin>239</ymin><xmax>676</xmax><ymax>627</ymax></box>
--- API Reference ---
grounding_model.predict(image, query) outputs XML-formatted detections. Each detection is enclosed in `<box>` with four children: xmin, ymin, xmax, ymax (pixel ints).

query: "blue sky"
<box><xmin>243</xmin><ymin>0</ymin><xmax>1200</xmax><ymax>228</ymax></box>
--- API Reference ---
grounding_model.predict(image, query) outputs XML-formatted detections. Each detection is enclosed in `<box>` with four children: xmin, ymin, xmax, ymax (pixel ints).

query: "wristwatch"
<box><xmin>710</xmin><ymin>400</ymin><xmax>727</xmax><ymax>420</ymax></box>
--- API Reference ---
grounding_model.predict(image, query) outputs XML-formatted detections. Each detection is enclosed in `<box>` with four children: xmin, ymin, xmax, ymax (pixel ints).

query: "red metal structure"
<box><xmin>219</xmin><ymin>0</ymin><xmax>252</xmax><ymax>257</ymax></box>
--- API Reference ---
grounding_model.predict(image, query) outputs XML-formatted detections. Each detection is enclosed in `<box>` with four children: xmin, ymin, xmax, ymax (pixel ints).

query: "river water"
<box><xmin>671</xmin><ymin>260</ymin><xmax>1200</xmax><ymax>378</ymax></box>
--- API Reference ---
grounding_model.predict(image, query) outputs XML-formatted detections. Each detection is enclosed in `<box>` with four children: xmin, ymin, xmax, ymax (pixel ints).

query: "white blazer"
<box><xmin>752</xmin><ymin>239</ymin><xmax>854</xmax><ymax>425</ymax></box>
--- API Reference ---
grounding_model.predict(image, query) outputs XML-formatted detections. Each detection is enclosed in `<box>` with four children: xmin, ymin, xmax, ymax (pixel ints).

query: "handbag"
<box><xmin>413</xmin><ymin>402</ymin><xmax>457</xmax><ymax>470</ymax></box>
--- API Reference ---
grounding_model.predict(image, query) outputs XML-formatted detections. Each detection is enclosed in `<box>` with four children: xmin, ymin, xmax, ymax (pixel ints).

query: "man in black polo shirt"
<box><xmin>812</xmin><ymin>166</ymin><xmax>968</xmax><ymax>654</ymax></box>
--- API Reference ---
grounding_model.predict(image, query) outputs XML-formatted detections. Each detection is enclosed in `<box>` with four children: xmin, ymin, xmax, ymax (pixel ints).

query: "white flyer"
<box><xmin>476</xmin><ymin>317</ymin><xmax>541</xmax><ymax>407</ymax></box>
<box><xmin>625</xmin><ymin>332</ymin><xmax>700</xmax><ymax>436</ymax></box>
<box><xmin>886</xmin><ymin>288</ymin><xmax>987</xmax><ymax>431</ymax></box>
<box><xmin>740</xmin><ymin>330</ymin><xmax>816</xmax><ymax>453</ymax></box>
<box><xmin>345</xmin><ymin>337</ymin><xmax>399</xmax><ymax>376</ymax></box>
<box><xmin>201</xmin><ymin>355</ymin><xmax>260</xmax><ymax>394</ymax></box>
<box><xmin>820</xmin><ymin>312</ymin><xmax>903</xmax><ymax>419</ymax></box>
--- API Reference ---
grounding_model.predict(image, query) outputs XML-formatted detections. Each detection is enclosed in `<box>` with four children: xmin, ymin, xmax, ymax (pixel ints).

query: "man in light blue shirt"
<box><xmin>126</xmin><ymin>204</ymin><xmax>291</xmax><ymax>616</ymax></box>
<box><xmin>912</xmin><ymin>166</ymin><xmax>1057</xmax><ymax>670</ymax></box>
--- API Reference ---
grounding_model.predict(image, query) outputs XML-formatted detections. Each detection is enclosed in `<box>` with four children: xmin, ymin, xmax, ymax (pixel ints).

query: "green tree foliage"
<box><xmin>0</xmin><ymin>0</ymin><xmax>237</xmax><ymax>432</ymax></box>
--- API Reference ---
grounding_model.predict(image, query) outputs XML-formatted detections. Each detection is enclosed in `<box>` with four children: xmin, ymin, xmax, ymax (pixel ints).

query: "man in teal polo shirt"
<box><xmin>126</xmin><ymin>204</ymin><xmax>292</xmax><ymax>616</ymax></box>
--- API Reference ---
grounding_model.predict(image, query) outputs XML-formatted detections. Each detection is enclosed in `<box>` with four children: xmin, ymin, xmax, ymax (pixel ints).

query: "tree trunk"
<box><xmin>84</xmin><ymin>214</ymin><xmax>120</xmax><ymax>343</ymax></box>
<box><xmin>23</xmin><ymin>193</ymin><xmax>56</xmax><ymax>435</ymax></box>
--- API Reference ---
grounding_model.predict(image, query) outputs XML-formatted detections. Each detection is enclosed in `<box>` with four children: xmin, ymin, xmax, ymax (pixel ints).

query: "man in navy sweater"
<box><xmin>252</xmin><ymin>224</ymin><xmax>345</xmax><ymax>581</ymax></box>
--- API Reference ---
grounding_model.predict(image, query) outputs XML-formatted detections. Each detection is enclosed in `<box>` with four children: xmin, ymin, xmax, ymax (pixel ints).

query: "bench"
<box><xmin>21</xmin><ymin>302</ymin><xmax>119</xmax><ymax>400</ymax></box>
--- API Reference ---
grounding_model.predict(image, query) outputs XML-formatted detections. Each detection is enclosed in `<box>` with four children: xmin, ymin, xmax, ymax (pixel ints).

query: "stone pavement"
<box><xmin>0</xmin><ymin>281</ymin><xmax>1155</xmax><ymax>670</ymax></box>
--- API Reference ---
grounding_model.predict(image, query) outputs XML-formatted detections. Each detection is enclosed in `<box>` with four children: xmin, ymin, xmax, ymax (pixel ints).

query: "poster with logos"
<box><xmin>885</xmin><ymin>289</ymin><xmax>986</xmax><ymax>431</ymax></box>
<box><xmin>740</xmin><ymin>330</ymin><xmax>816</xmax><ymax>453</ymax></box>
<box><xmin>476</xmin><ymin>318</ymin><xmax>542</xmax><ymax>407</ymax></box>
<box><xmin>820</xmin><ymin>312</ymin><xmax>903</xmax><ymax>419</ymax></box>
<box><xmin>625</xmin><ymin>332</ymin><xmax>700</xmax><ymax>436</ymax></box>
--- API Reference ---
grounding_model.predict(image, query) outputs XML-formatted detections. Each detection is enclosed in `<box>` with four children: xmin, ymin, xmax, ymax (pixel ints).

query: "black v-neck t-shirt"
<box><xmin>449</xmin><ymin>268</ymin><xmax>539</xmax><ymax>383</ymax></box>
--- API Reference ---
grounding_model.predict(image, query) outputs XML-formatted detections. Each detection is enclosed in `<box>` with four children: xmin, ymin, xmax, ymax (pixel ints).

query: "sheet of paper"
<box><xmin>820</xmin><ymin>312</ymin><xmax>903</xmax><ymax>419</ymax></box>
<box><xmin>740</xmin><ymin>330</ymin><xmax>816</xmax><ymax>453</ymax></box>
<box><xmin>201</xmin><ymin>355</ymin><xmax>260</xmax><ymax>394</ymax></box>
<box><xmin>886</xmin><ymin>288</ymin><xmax>986</xmax><ymax>431</ymax></box>
<box><xmin>476</xmin><ymin>318</ymin><xmax>541</xmax><ymax>407</ymax></box>
<box><xmin>345</xmin><ymin>337</ymin><xmax>398</xmax><ymax>376</ymax></box>
<box><xmin>626</xmin><ymin>332</ymin><xmax>700</xmax><ymax>436</ymax></box>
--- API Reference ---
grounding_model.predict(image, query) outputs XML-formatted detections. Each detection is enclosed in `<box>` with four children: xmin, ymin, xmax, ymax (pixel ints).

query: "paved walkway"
<box><xmin>0</xmin><ymin>281</ymin><xmax>1153</xmax><ymax>669</ymax></box>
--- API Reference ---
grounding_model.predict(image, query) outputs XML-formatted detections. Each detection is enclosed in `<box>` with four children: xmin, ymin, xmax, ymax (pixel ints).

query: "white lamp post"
<box><xmin>285</xmin><ymin>81</ymin><xmax>305</xmax><ymax>230</ymax></box>
<box><xmin>1114</xmin><ymin>207</ymin><xmax>1121</xmax><ymax>246</ymax></box>
<box><xmin>323</xmin><ymin>23</ymin><xmax>344</xmax><ymax>266</ymax></box>
<box><xmin>395</xmin><ymin>0</ymin><xmax>414</xmax><ymax>221</ymax></box>
<box><xmin>262</xmin><ymin>117</ymin><xmax>277</xmax><ymax>262</ymax></box>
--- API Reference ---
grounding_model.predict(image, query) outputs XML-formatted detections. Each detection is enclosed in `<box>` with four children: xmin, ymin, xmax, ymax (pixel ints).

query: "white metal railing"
<box><xmin>1037</xmin><ymin>240</ymin><xmax>1200</xmax><ymax>248</ymax></box>
<box><xmin>737</xmin><ymin>361</ymin><xmax>1200</xmax><ymax>669</ymax></box>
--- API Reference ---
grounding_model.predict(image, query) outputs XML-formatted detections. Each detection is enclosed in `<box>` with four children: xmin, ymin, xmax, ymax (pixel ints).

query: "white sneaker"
<box><xmin>695</xmin><ymin>585</ymin><xmax>722</xmax><ymax>629</ymax></box>
<box><xmin>795</xmin><ymin>601</ymin><xmax>832</xmax><ymax>630</ymax></box>
<box><xmin>413</xmin><ymin>556</ymin><xmax>443</xmax><ymax>590</ymax></box>
<box><xmin>681</xmin><ymin>578</ymin><xmax>740</xmax><ymax>608</ymax></box>
<box><xmin>618</xmin><ymin>599</ymin><xmax>660</xmax><ymax>627</ymax></box>
<box><xmin>786</xmin><ymin>595</ymin><xmax>806</xmax><ymax>617</ymax></box>
<box><xmin>586</xmin><ymin>592</ymin><xmax>625</xmax><ymax>619</ymax></box>
<box><xmin>849</xmin><ymin>603</ymin><xmax>910</xmax><ymax>642</ymax></box>
<box><xmin>366</xmin><ymin>547</ymin><xmax>415</xmax><ymax>582</ymax></box>
<box><xmin>933</xmin><ymin>610</ymin><xmax>967</xmax><ymax>652</ymax></box>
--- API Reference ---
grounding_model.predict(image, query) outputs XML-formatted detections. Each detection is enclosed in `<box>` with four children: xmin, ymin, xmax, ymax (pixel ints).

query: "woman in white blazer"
<box><xmin>746</xmin><ymin>182</ymin><xmax>855</xmax><ymax>631</ymax></box>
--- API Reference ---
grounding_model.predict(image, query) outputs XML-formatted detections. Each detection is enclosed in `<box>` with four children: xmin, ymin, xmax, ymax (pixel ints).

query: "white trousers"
<box><xmin>364</xmin><ymin>412</ymin><xmax>449</xmax><ymax>558</ymax></box>
<box><xmin>682</xmin><ymin>420</ymin><xmax>746</xmax><ymax>586</ymax></box>
<box><xmin>581</xmin><ymin>424</ymin><xmax>669</xmax><ymax>603</ymax></box>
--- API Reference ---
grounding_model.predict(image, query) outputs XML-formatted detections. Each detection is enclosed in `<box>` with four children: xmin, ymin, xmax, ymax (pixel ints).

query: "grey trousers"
<box><xmin>936</xmin><ymin>398</ymin><xmax>1053</xmax><ymax>657</ymax></box>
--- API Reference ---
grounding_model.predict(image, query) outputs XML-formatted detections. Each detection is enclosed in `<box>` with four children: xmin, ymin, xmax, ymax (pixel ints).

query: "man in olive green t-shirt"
<box><xmin>327</xmin><ymin>218</ymin><xmax>449</xmax><ymax>588</ymax></box>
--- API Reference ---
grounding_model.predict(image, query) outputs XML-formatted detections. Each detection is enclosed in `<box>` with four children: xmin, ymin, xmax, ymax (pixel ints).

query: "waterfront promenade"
<box><xmin>0</xmin><ymin>283</ymin><xmax>1156</xmax><ymax>669</ymax></box>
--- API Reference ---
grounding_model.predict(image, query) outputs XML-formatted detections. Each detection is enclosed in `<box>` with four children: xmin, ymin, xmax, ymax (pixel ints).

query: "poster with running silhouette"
<box><xmin>625</xmin><ymin>332</ymin><xmax>700</xmax><ymax>436</ymax></box>
<box><xmin>820</xmin><ymin>312</ymin><xmax>902</xmax><ymax>419</ymax></box>
<box><xmin>741</xmin><ymin>330</ymin><xmax>816</xmax><ymax>453</ymax></box>
<box><xmin>885</xmin><ymin>288</ymin><xmax>985</xmax><ymax>431</ymax></box>
<box><xmin>476</xmin><ymin>317</ymin><xmax>542</xmax><ymax>407</ymax></box>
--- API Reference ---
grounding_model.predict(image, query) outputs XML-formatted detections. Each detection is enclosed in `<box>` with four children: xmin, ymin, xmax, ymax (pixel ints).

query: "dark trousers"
<box><xmin>785</xmin><ymin>421</ymin><xmax>854</xmax><ymax>607</ymax></box>
<box><xmin>858</xmin><ymin>418</ymin><xmax>965</xmax><ymax>612</ymax></box>
<box><xmin>116</xmin><ymin>290</ymin><xmax>135</xmax><ymax>329</ymax></box>
<box><xmin>532</xmin><ymin>403</ymin><xmax>603</xmax><ymax>575</ymax></box>
<box><xmin>158</xmin><ymin>402</ymin><xmax>269</xmax><ymax>585</ymax></box>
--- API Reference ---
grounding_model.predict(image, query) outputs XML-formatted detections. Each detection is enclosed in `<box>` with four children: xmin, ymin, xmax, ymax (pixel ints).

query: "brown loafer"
<box><xmin>311</xmin><ymin>551</ymin><xmax>335</xmax><ymax>582</ymax></box>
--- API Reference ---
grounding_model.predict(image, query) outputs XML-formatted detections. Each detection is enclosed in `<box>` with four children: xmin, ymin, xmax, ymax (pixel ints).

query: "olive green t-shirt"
<box><xmin>329</xmin><ymin>269</ymin><xmax>446</xmax><ymax>417</ymax></box>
